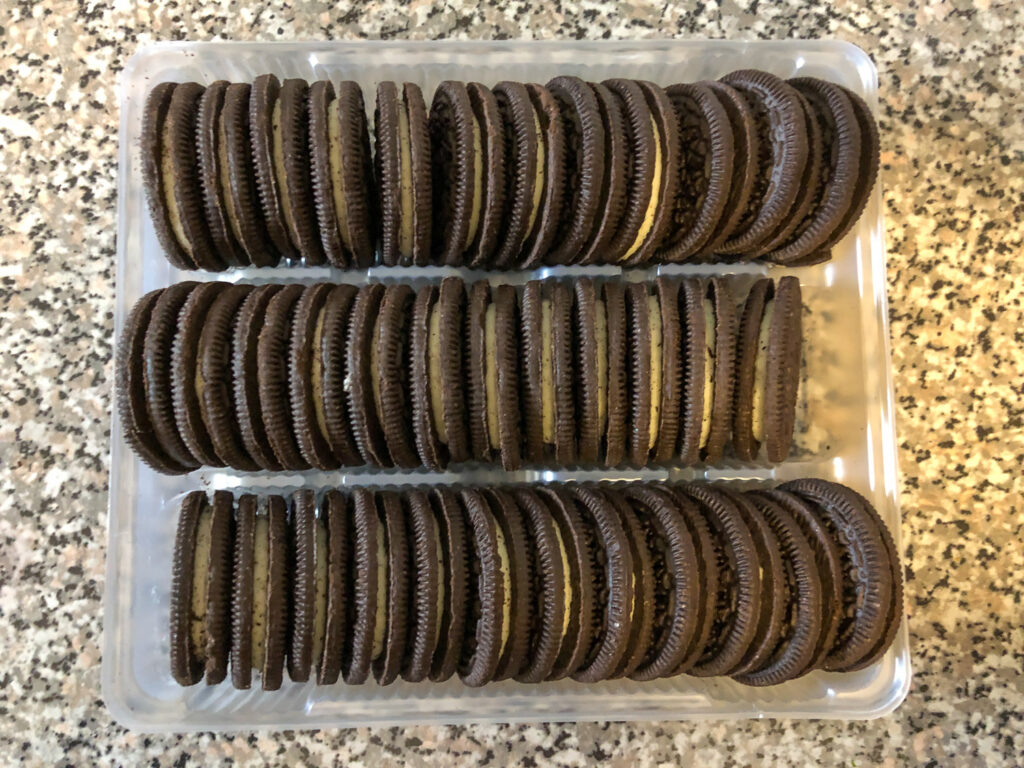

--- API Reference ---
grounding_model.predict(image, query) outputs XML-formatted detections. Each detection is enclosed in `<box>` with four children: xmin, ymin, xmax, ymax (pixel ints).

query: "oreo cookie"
<box><xmin>374</xmin><ymin>284</ymin><xmax>419</xmax><ymax>468</ymax></box>
<box><xmin>603</xmin><ymin>281</ymin><xmax>628</xmax><ymax>467</ymax></box>
<box><xmin>346</xmin><ymin>284</ymin><xmax>392</xmax><ymax>467</ymax></box>
<box><xmin>465</xmin><ymin>83</ymin><xmax>507</xmax><ymax>268</ymax></box>
<box><xmin>318</xmin><ymin>284</ymin><xmax>363</xmax><ymax>466</ymax></box>
<box><xmin>464</xmin><ymin>280</ymin><xmax>491</xmax><ymax>462</ymax></box>
<box><xmin>458</xmin><ymin>488</ymin><xmax>506</xmax><ymax>687</ymax></box>
<box><xmin>249</xmin><ymin>75</ymin><xmax>298</xmax><ymax>261</ymax></box>
<box><xmin>625</xmin><ymin>282</ymin><xmax>653</xmax><ymax>465</ymax></box>
<box><xmin>575</xmin><ymin>81</ymin><xmax>627</xmax><ymax>265</ymax></box>
<box><xmin>435</xmin><ymin>277</ymin><xmax>471</xmax><ymax>464</ymax></box>
<box><xmin>491</xmin><ymin>82</ymin><xmax>541</xmax><ymax>269</ymax></box>
<box><xmin>573</xmin><ymin>278</ymin><xmax>603</xmax><ymax>464</ymax></box>
<box><xmin>410</xmin><ymin>285</ymin><xmax>445</xmax><ymax>470</ymax></box>
<box><xmin>372</xmin><ymin>491</ymin><xmax>409</xmax><ymax>685</ymax></box>
<box><xmin>343</xmin><ymin>489</ymin><xmax>383</xmax><ymax>685</ymax></box>
<box><xmin>402</xmin><ymin>490</ymin><xmax>442</xmax><ymax>682</ymax></box>
<box><xmin>288</xmin><ymin>489</ymin><xmax>317</xmax><ymax>683</ymax></box>
<box><xmin>652</xmin><ymin>277</ymin><xmax>682</xmax><ymax>463</ymax></box>
<box><xmin>484</xmin><ymin>284</ymin><xmax>522</xmax><ymax>470</ymax></box>
<box><xmin>701</xmin><ymin>277</ymin><xmax>738</xmax><ymax>464</ymax></box>
<box><xmin>483</xmin><ymin>488</ymin><xmax>532</xmax><ymax>681</ymax></box>
<box><xmin>518</xmin><ymin>83</ymin><xmax>567</xmax><ymax>268</ymax></box>
<box><xmin>318</xmin><ymin>490</ymin><xmax>348</xmax><ymax>685</ymax></box>
<box><xmin>429</xmin><ymin>487</ymin><xmax>469</xmax><ymax>682</ymax></box>
<box><xmin>430</xmin><ymin>81</ymin><xmax>479</xmax><ymax>266</ymax></box>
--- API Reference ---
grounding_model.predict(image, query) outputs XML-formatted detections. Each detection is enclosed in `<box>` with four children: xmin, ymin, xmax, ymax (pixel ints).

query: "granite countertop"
<box><xmin>1</xmin><ymin>1</ymin><xmax>1022</xmax><ymax>765</ymax></box>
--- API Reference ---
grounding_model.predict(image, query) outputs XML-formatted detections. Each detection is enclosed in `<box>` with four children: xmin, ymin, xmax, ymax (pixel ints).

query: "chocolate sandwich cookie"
<box><xmin>430</xmin><ymin>81</ymin><xmax>479</xmax><ymax>266</ymax></box>
<box><xmin>220</xmin><ymin>83</ymin><xmax>279</xmax><ymax>267</ymax></box>
<box><xmin>622</xmin><ymin>485</ymin><xmax>700</xmax><ymax>681</ymax></box>
<box><xmin>288</xmin><ymin>489</ymin><xmax>317</xmax><ymax>683</ymax></box>
<box><xmin>288</xmin><ymin>283</ymin><xmax>341</xmax><ymax>471</ymax></box>
<box><xmin>718</xmin><ymin>488</ymin><xmax>786</xmax><ymax>677</ymax></box>
<box><xmin>346</xmin><ymin>284</ymin><xmax>392</xmax><ymax>467</ymax></box>
<box><xmin>343</xmin><ymin>489</ymin><xmax>382</xmax><ymax>685</ymax></box>
<box><xmin>196</xmin><ymin>81</ymin><xmax>248</xmax><ymax>267</ymax></box>
<box><xmin>678</xmin><ymin>483</ymin><xmax>762</xmax><ymax>677</ymax></box>
<box><xmin>280</xmin><ymin>78</ymin><xmax>327</xmax><ymax>264</ymax></box>
<box><xmin>511</xmin><ymin>488</ymin><xmax>567</xmax><ymax>683</ymax></box>
<box><xmin>602</xmin><ymin>281</ymin><xmax>628</xmax><ymax>467</ymax></box>
<box><xmin>676</xmin><ymin>278</ymin><xmax>706</xmax><ymax>465</ymax></box>
<box><xmin>318</xmin><ymin>490</ymin><xmax>348</xmax><ymax>685</ymax></box>
<box><xmin>701</xmin><ymin>277</ymin><xmax>738</xmax><ymax>463</ymax></box>
<box><xmin>318</xmin><ymin>284</ymin><xmax>362</xmax><ymax>466</ymax></box>
<box><xmin>733</xmin><ymin>276</ymin><xmax>802</xmax><ymax>462</ymax></box>
<box><xmin>544</xmin><ymin>76</ymin><xmax>605</xmax><ymax>266</ymax></box>
<box><xmin>652</xmin><ymin>277</ymin><xmax>682</xmax><ymax>463</ymax></box>
<box><xmin>575</xmin><ymin>82</ymin><xmax>627</xmax><ymax>265</ymax></box>
<box><xmin>780</xmin><ymin>479</ymin><xmax>897</xmax><ymax>672</ymax></box>
<box><xmin>116</xmin><ymin>289</ymin><xmax>193</xmax><ymax>474</ymax></box>
<box><xmin>229</xmin><ymin>494</ymin><xmax>256</xmax><ymax>689</ymax></box>
<box><xmin>465</xmin><ymin>83</ymin><xmax>506</xmax><ymax>268</ymax></box>
<box><xmin>696</xmin><ymin>81</ymin><xmax>759</xmax><ymax>257</ymax></box>
<box><xmin>851</xmin><ymin>503</ymin><xmax>903</xmax><ymax>673</ymax></box>
<box><xmin>573</xmin><ymin>278</ymin><xmax>603</xmax><ymax>464</ymax></box>
<box><xmin>483</xmin><ymin>488</ymin><xmax>532</xmax><ymax>681</ymax></box>
<box><xmin>170</xmin><ymin>281</ymin><xmax>229</xmax><ymax>468</ymax></box>
<box><xmin>249</xmin><ymin>75</ymin><xmax>298</xmax><ymax>261</ymax></box>
<box><xmin>373</xmin><ymin>491</ymin><xmax>410</xmax><ymax>686</ymax></box>
<box><xmin>550</xmin><ymin>281</ymin><xmax>576</xmax><ymax>465</ymax></box>
<box><xmin>458</xmin><ymin>488</ymin><xmax>506</xmax><ymax>687</ymax></box>
<box><xmin>410</xmin><ymin>285</ymin><xmax>445</xmax><ymax>469</ymax></box>
<box><xmin>733</xmin><ymin>492</ymin><xmax>822</xmax><ymax>686</ymax></box>
<box><xmin>401</xmin><ymin>490</ymin><xmax>442</xmax><ymax>682</ymax></box>
<box><xmin>257</xmin><ymin>283</ymin><xmax>309</xmax><ymax>470</ymax></box>
<box><xmin>537</xmin><ymin>486</ymin><xmax>595</xmax><ymax>681</ymax></box>
<box><xmin>659</xmin><ymin>83</ymin><xmax>733</xmax><ymax>261</ymax></box>
<box><xmin>568</xmin><ymin>485</ymin><xmax>634</xmax><ymax>683</ymax></box>
<box><xmin>518</xmin><ymin>84</ymin><xmax>567</xmax><ymax>268</ymax></box>
<box><xmin>491</xmin><ymin>82</ymin><xmax>540</xmax><ymax>269</ymax></box>
<box><xmin>196</xmin><ymin>283</ymin><xmax>258</xmax><ymax>470</ymax></box>
<box><xmin>429</xmin><ymin>488</ymin><xmax>469</xmax><ymax>682</ymax></box>
<box><xmin>169</xmin><ymin>491</ymin><xmax>233</xmax><ymax>686</ymax></box>
<box><xmin>375</xmin><ymin>82</ymin><xmax>431</xmax><ymax>267</ymax></box>
<box><xmin>144</xmin><ymin>83</ymin><xmax>224</xmax><ymax>271</ymax></box>
<box><xmin>625</xmin><ymin>282</ymin><xmax>653</xmax><ymax>465</ymax></box>
<box><xmin>464</xmin><ymin>280</ymin><xmax>492</xmax><ymax>462</ymax></box>
<box><xmin>717</xmin><ymin>71</ymin><xmax>808</xmax><ymax>256</ymax></box>
<box><xmin>374</xmin><ymin>284</ymin><xmax>419</xmax><ymax>468</ymax></box>
<box><xmin>518</xmin><ymin>280</ymin><xmax>546</xmax><ymax>464</ymax></box>
<box><xmin>309</xmin><ymin>80</ymin><xmax>376</xmax><ymax>269</ymax></box>
<box><xmin>435</xmin><ymin>277</ymin><xmax>471</xmax><ymax>464</ymax></box>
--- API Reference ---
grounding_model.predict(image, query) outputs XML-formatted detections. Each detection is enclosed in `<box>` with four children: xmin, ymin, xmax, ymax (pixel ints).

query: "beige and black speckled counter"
<box><xmin>1</xmin><ymin>1</ymin><xmax>1022</xmax><ymax>765</ymax></box>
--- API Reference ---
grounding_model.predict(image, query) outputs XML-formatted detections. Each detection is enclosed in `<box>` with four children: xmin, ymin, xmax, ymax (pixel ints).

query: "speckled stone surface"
<box><xmin>1</xmin><ymin>1</ymin><xmax>1022</xmax><ymax>765</ymax></box>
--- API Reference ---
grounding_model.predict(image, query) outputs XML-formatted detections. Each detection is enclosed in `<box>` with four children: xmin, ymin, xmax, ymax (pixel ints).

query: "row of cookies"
<box><xmin>116</xmin><ymin>275</ymin><xmax>802</xmax><ymax>474</ymax></box>
<box><xmin>171</xmin><ymin>479</ymin><xmax>902</xmax><ymax>689</ymax></box>
<box><xmin>143</xmin><ymin>70</ymin><xmax>878</xmax><ymax>271</ymax></box>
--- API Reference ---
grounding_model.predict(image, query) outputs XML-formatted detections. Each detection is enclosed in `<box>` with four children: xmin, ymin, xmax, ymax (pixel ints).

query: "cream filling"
<box><xmin>218</xmin><ymin>117</ymin><xmax>244</xmax><ymax>246</ymax></box>
<box><xmin>551</xmin><ymin>522</ymin><xmax>573</xmax><ymax>640</ymax></box>
<box><xmin>272</xmin><ymin>100</ymin><xmax>300</xmax><ymax>250</ymax></box>
<box><xmin>428</xmin><ymin>302</ymin><xmax>447</xmax><ymax>444</ymax></box>
<box><xmin>432</xmin><ymin>524</ymin><xmax>445</xmax><ymax>653</ymax></box>
<box><xmin>397</xmin><ymin>92</ymin><xmax>415</xmax><ymax>258</ymax></box>
<box><xmin>621</xmin><ymin>115</ymin><xmax>663</xmax><ymax>260</ymax></box>
<box><xmin>327</xmin><ymin>99</ymin><xmax>353</xmax><ymax>252</ymax></box>
<box><xmin>524</xmin><ymin>105</ymin><xmax>546</xmax><ymax>239</ymax></box>
<box><xmin>699</xmin><ymin>302</ymin><xmax>716</xmax><ymax>449</ymax></box>
<box><xmin>752</xmin><ymin>300</ymin><xmax>775</xmax><ymax>444</ymax></box>
<box><xmin>540</xmin><ymin>299</ymin><xmax>555</xmax><ymax>445</ymax></box>
<box><xmin>161</xmin><ymin>122</ymin><xmax>191</xmax><ymax>255</ymax></box>
<box><xmin>648</xmin><ymin>295</ymin><xmax>662</xmax><ymax>450</ymax></box>
<box><xmin>251</xmin><ymin>516</ymin><xmax>269</xmax><ymax>671</ymax></box>
<box><xmin>494</xmin><ymin>521</ymin><xmax>512</xmax><ymax>659</ymax></box>
<box><xmin>595</xmin><ymin>299</ymin><xmax>608</xmax><ymax>435</ymax></box>
<box><xmin>312</xmin><ymin>308</ymin><xmax>331</xmax><ymax>441</ymax></box>
<box><xmin>371</xmin><ymin>325</ymin><xmax>384</xmax><ymax>424</ymax></box>
<box><xmin>190</xmin><ymin>507</ymin><xmax>213</xmax><ymax>658</ymax></box>
<box><xmin>371</xmin><ymin>523</ymin><xmax>388</xmax><ymax>661</ymax></box>
<box><xmin>311</xmin><ymin>518</ymin><xmax>328</xmax><ymax>668</ymax></box>
<box><xmin>464</xmin><ymin>117</ymin><xmax>484</xmax><ymax>250</ymax></box>
<box><xmin>484</xmin><ymin>304</ymin><xmax>500</xmax><ymax>450</ymax></box>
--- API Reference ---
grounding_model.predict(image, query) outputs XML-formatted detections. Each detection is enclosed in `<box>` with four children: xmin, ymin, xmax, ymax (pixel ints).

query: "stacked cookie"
<box><xmin>171</xmin><ymin>479</ymin><xmax>902</xmax><ymax>689</ymax></box>
<box><xmin>116</xmin><ymin>275</ymin><xmax>801</xmax><ymax>474</ymax></box>
<box><xmin>143</xmin><ymin>71</ymin><xmax>878</xmax><ymax>270</ymax></box>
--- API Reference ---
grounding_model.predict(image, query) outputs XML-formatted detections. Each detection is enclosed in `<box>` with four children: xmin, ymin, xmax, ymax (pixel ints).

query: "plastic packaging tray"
<box><xmin>105</xmin><ymin>40</ymin><xmax>909</xmax><ymax>732</ymax></box>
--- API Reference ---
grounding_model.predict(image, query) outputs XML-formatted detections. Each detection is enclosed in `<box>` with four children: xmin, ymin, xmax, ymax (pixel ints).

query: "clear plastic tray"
<box><xmin>105</xmin><ymin>40</ymin><xmax>909</xmax><ymax>732</ymax></box>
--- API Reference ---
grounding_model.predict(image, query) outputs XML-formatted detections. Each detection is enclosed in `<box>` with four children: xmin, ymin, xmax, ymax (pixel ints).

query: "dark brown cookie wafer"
<box><xmin>849</xmin><ymin>504</ymin><xmax>903</xmax><ymax>673</ymax></box>
<box><xmin>603</xmin><ymin>281</ymin><xmax>628</xmax><ymax>467</ymax></box>
<box><xmin>484</xmin><ymin>488</ymin><xmax>532</xmax><ymax>681</ymax></box>
<box><xmin>430</xmin><ymin>81</ymin><xmax>478</xmax><ymax>266</ymax></box>
<box><xmin>763</xmin><ymin>276</ymin><xmax>801</xmax><ymax>463</ymax></box>
<box><xmin>170</xmin><ymin>491</ymin><xmax>204</xmax><ymax>686</ymax></box>
<box><xmin>545</xmin><ymin>76</ymin><xmax>605</xmax><ymax>266</ymax></box>
<box><xmin>309</xmin><ymin>80</ymin><xmax>377</xmax><ymax>268</ymax></box>
<box><xmin>429</xmin><ymin>488</ymin><xmax>469</xmax><ymax>682</ymax></box>
<box><xmin>373</xmin><ymin>491</ymin><xmax>409</xmax><ymax>685</ymax></box>
<box><xmin>550</xmin><ymin>281</ymin><xmax>576</xmax><ymax>465</ymax></box>
<box><xmin>117</xmin><ymin>288</ymin><xmax>193</xmax><ymax>474</ymax></box>
<box><xmin>402</xmin><ymin>490</ymin><xmax>442</xmax><ymax>682</ymax></box>
<box><xmin>343</xmin><ymin>489</ymin><xmax>381</xmax><ymax>685</ymax></box>
<box><xmin>288</xmin><ymin>283</ymin><xmax>340</xmax><ymax>471</ymax></box>
<box><xmin>410</xmin><ymin>285</ymin><xmax>445</xmax><ymax>470</ymax></box>
<box><xmin>319</xmin><ymin>284</ymin><xmax>362</xmax><ymax>466</ymax></box>
<box><xmin>491</xmin><ymin>82</ymin><xmax>540</xmax><ymax>269</ymax></box>
<box><xmin>575</xmin><ymin>81</ymin><xmax>627</xmax><ymax>265</ymax></box>
<box><xmin>196</xmin><ymin>81</ymin><xmax>247</xmax><ymax>268</ymax></box>
<box><xmin>458</xmin><ymin>488</ymin><xmax>505</xmax><ymax>687</ymax></box>
<box><xmin>346</xmin><ymin>284</ymin><xmax>392</xmax><ymax>467</ymax></box>
<box><xmin>678</xmin><ymin>483</ymin><xmax>762</xmax><ymax>677</ymax></box>
<box><xmin>677</xmin><ymin>278</ymin><xmax>707</xmax><ymax>465</ymax></box>
<box><xmin>702</xmin><ymin>277</ymin><xmax>738</xmax><ymax>463</ymax></box>
<box><xmin>732</xmin><ymin>277</ymin><xmax>772</xmax><ymax>462</ymax></box>
<box><xmin>374</xmin><ymin>284</ymin><xmax>419</xmax><ymax>468</ymax></box>
<box><xmin>437</xmin><ymin>277</ymin><xmax>471</xmax><ymax>464</ymax></box>
<box><xmin>493</xmin><ymin>284</ymin><xmax>523</xmax><ymax>471</ymax></box>
<box><xmin>220</xmin><ymin>82</ymin><xmax>279</xmax><ymax>267</ymax></box>
<box><xmin>659</xmin><ymin>83</ymin><xmax>734</xmax><ymax>261</ymax></box>
<box><xmin>230</xmin><ymin>494</ymin><xmax>257</xmax><ymax>689</ymax></box>
<box><xmin>197</xmin><ymin>283</ymin><xmax>258</xmax><ymax>470</ymax></box>
<box><xmin>518</xmin><ymin>83</ymin><xmax>567</xmax><ymax>268</ymax></box>
<box><xmin>171</xmin><ymin>281</ymin><xmax>228</xmax><ymax>468</ymax></box>
<box><xmin>519</xmin><ymin>280</ymin><xmax>545</xmax><ymax>464</ymax></box>
<box><xmin>256</xmin><ymin>283</ymin><xmax>309</xmax><ymax>471</ymax></box>
<box><xmin>278</xmin><ymin>78</ymin><xmax>326</xmax><ymax>265</ymax></box>
<box><xmin>512</xmin><ymin>488</ymin><xmax>567</xmax><ymax>684</ymax></box>
<box><xmin>717</xmin><ymin>70</ymin><xmax>809</xmax><ymax>256</ymax></box>
<box><xmin>249</xmin><ymin>74</ymin><xmax>298</xmax><ymax>261</ymax></box>
<box><xmin>573</xmin><ymin>278</ymin><xmax>601</xmax><ymax>464</ymax></box>
<box><xmin>625</xmin><ymin>282</ymin><xmax>652</xmax><ymax>465</ymax></box>
<box><xmin>465</xmin><ymin>83</ymin><xmax>506</xmax><ymax>269</ymax></box>
<box><xmin>653</xmin><ymin>277</ymin><xmax>682</xmax><ymax>463</ymax></box>
<box><xmin>464</xmin><ymin>280</ymin><xmax>491</xmax><ymax>462</ymax></box>
<box><xmin>288</xmin><ymin>489</ymin><xmax>317</xmax><ymax>683</ymax></box>
<box><xmin>318</xmin><ymin>490</ymin><xmax>348</xmax><ymax>685</ymax></box>
<box><xmin>263</xmin><ymin>495</ymin><xmax>290</xmax><ymax>690</ymax></box>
